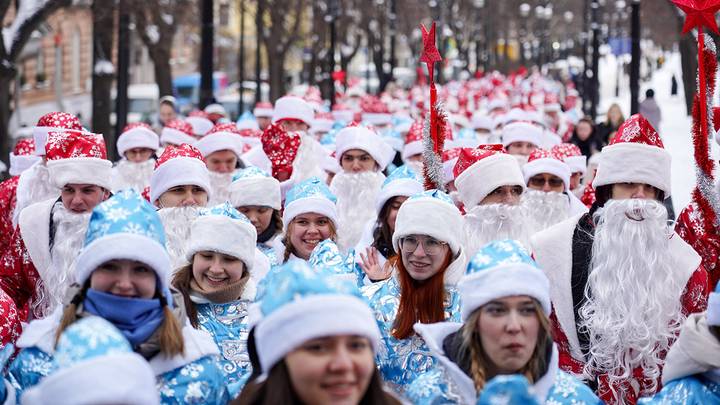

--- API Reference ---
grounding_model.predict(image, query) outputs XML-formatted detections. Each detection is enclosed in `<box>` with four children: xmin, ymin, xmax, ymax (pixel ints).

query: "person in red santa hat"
<box><xmin>194</xmin><ymin>122</ymin><xmax>247</xmax><ymax>204</ymax></box>
<box><xmin>271</xmin><ymin>95</ymin><xmax>314</xmax><ymax>133</ymax></box>
<box><xmin>0</xmin><ymin>138</ymin><xmax>40</xmax><ymax>255</ymax></box>
<box><xmin>111</xmin><ymin>122</ymin><xmax>159</xmax><ymax>193</ymax></box>
<box><xmin>501</xmin><ymin>121</ymin><xmax>542</xmax><ymax>166</ymax></box>
<box><xmin>159</xmin><ymin>118</ymin><xmax>197</xmax><ymax>149</ymax></box>
<box><xmin>552</xmin><ymin>143</ymin><xmax>587</xmax><ymax>199</ymax></box>
<box><xmin>454</xmin><ymin>145</ymin><xmax>530</xmax><ymax>256</ymax></box>
<box><xmin>204</xmin><ymin>103</ymin><xmax>228</xmax><ymax>124</ymax></box>
<box><xmin>12</xmin><ymin>112</ymin><xmax>84</xmax><ymax>228</ymax></box>
<box><xmin>0</xmin><ymin>129</ymin><xmax>112</xmax><ymax>322</ymax></box>
<box><xmin>185</xmin><ymin>110</ymin><xmax>214</xmax><ymax>137</ymax></box>
<box><xmin>148</xmin><ymin>143</ymin><xmax>212</xmax><ymax>270</ymax></box>
<box><xmin>401</xmin><ymin>120</ymin><xmax>426</xmax><ymax>174</ymax></box>
<box><xmin>253</xmin><ymin>101</ymin><xmax>274</xmax><ymax>131</ymax></box>
<box><xmin>530</xmin><ymin>114</ymin><xmax>709</xmax><ymax>404</ymax></box>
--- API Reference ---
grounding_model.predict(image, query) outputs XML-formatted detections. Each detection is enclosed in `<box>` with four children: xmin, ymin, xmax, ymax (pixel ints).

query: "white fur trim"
<box><xmin>501</xmin><ymin>121</ymin><xmax>543</xmax><ymax>147</ymax></box>
<box><xmin>335</xmin><ymin>126</ymin><xmax>395</xmax><ymax>170</ymax></box>
<box><xmin>593</xmin><ymin>142</ymin><xmax>672</xmax><ymax>197</ymax></box>
<box><xmin>253</xmin><ymin>107</ymin><xmax>274</xmax><ymax>118</ymax></box>
<box><xmin>229</xmin><ymin>176</ymin><xmax>281</xmax><ymax>210</ymax></box>
<box><xmin>160</xmin><ymin>127</ymin><xmax>197</xmax><ymax>146</ymax></box>
<box><xmin>194</xmin><ymin>131</ymin><xmax>245</xmax><ymax>158</ymax></box>
<box><xmin>186</xmin><ymin>215</ymin><xmax>257</xmax><ymax>273</ymax></box>
<box><xmin>47</xmin><ymin>157</ymin><xmax>112</xmax><ymax>190</ymax></box>
<box><xmin>375</xmin><ymin>178</ymin><xmax>424</xmax><ymax>214</ymax></box>
<box><xmin>455</xmin><ymin>153</ymin><xmax>525</xmax><ymax>208</ymax></box>
<box><xmin>443</xmin><ymin>157</ymin><xmax>459</xmax><ymax>182</ymax></box>
<box><xmin>18</xmin><ymin>199</ymin><xmax>55</xmax><ymax>283</ymax></box>
<box><xmin>75</xmin><ymin>233</ymin><xmax>171</xmax><ymax>290</ymax></box>
<box><xmin>523</xmin><ymin>157</ymin><xmax>572</xmax><ymax>191</ymax></box>
<box><xmin>332</xmin><ymin>110</ymin><xmax>354</xmax><ymax>123</ymax></box>
<box><xmin>33</xmin><ymin>126</ymin><xmax>65</xmax><ymax>156</ymax></box>
<box><xmin>362</xmin><ymin>113</ymin><xmax>392</xmax><ymax>125</ymax></box>
<box><xmin>9</xmin><ymin>153</ymin><xmax>41</xmax><ymax>177</ymax></box>
<box><xmin>255</xmin><ymin>294</ymin><xmax>381</xmax><ymax>376</ymax></box>
<box><xmin>392</xmin><ymin>196</ymin><xmax>464</xmax><ymax>256</ymax></box>
<box><xmin>241</xmin><ymin>146</ymin><xmax>272</xmax><ymax>174</ymax></box>
<box><xmin>459</xmin><ymin>263</ymin><xmax>551</xmax><ymax>321</ymax></box>
<box><xmin>186</xmin><ymin>116</ymin><xmax>214</xmax><ymax>136</ymax></box>
<box><xmin>117</xmin><ymin>127</ymin><xmax>160</xmax><ymax>157</ymax></box>
<box><xmin>565</xmin><ymin>155</ymin><xmax>587</xmax><ymax>174</ymax></box>
<box><xmin>148</xmin><ymin>326</ymin><xmax>219</xmax><ymax>375</ymax></box>
<box><xmin>708</xmin><ymin>293</ymin><xmax>720</xmax><ymax>326</ymax></box>
<box><xmin>282</xmin><ymin>196</ymin><xmax>338</xmax><ymax>229</ymax></box>
<box><xmin>402</xmin><ymin>140</ymin><xmax>423</xmax><ymax>161</ymax></box>
<box><xmin>271</xmin><ymin>96</ymin><xmax>314</xmax><ymax>126</ymax></box>
<box><xmin>21</xmin><ymin>353</ymin><xmax>160</xmax><ymax>405</ymax></box>
<box><xmin>149</xmin><ymin>157</ymin><xmax>211</xmax><ymax>204</ymax></box>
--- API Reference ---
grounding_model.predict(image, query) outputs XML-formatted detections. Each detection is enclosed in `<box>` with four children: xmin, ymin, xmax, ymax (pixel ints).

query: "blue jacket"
<box><xmin>638</xmin><ymin>374</ymin><xmax>720</xmax><ymax>404</ymax></box>
<box><xmin>405</xmin><ymin>322</ymin><xmax>601</xmax><ymax>404</ymax></box>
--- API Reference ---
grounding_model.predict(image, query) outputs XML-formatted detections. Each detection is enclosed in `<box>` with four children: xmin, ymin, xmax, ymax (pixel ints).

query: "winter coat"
<box><xmin>676</xmin><ymin>200</ymin><xmax>720</xmax><ymax>290</ymax></box>
<box><xmin>404</xmin><ymin>322</ymin><xmax>601</xmax><ymax>404</ymax></box>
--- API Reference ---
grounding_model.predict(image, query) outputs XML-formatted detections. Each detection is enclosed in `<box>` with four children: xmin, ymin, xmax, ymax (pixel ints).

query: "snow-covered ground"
<box><xmin>598</xmin><ymin>51</ymin><xmax>720</xmax><ymax>216</ymax></box>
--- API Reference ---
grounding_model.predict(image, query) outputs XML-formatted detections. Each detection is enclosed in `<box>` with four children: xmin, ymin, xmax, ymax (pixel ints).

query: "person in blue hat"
<box><xmin>229</xmin><ymin>167</ymin><xmax>283</xmax><ymax>266</ymax></box>
<box><xmin>172</xmin><ymin>203</ymin><xmax>267</xmax><ymax>396</ymax></box>
<box><xmin>234</xmin><ymin>260</ymin><xmax>401</xmax><ymax>405</ymax></box>
<box><xmin>280</xmin><ymin>177</ymin><xmax>339</xmax><ymax>264</ymax></box>
<box><xmin>360</xmin><ymin>189</ymin><xmax>466</xmax><ymax>396</ymax></box>
<box><xmin>405</xmin><ymin>240</ymin><xmax>600</xmax><ymax>405</ymax></box>
<box><xmin>4</xmin><ymin>190</ymin><xmax>228</xmax><ymax>404</ymax></box>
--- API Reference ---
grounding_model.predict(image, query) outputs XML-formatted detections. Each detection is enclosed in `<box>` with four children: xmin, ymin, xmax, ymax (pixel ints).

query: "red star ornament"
<box><xmin>420</xmin><ymin>22</ymin><xmax>442</xmax><ymax>66</ymax></box>
<box><xmin>672</xmin><ymin>0</ymin><xmax>720</xmax><ymax>34</ymax></box>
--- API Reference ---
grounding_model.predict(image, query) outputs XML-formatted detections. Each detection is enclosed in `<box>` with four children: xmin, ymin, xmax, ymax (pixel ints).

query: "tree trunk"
<box><xmin>0</xmin><ymin>75</ymin><xmax>12</xmax><ymax>174</ymax></box>
<box><xmin>151</xmin><ymin>46</ymin><xmax>174</xmax><ymax>96</ymax></box>
<box><xmin>92</xmin><ymin>0</ymin><xmax>116</xmax><ymax>159</ymax></box>
<box><xmin>268</xmin><ymin>53</ymin><xmax>285</xmax><ymax>102</ymax></box>
<box><xmin>679</xmin><ymin>34</ymin><xmax>697</xmax><ymax>116</ymax></box>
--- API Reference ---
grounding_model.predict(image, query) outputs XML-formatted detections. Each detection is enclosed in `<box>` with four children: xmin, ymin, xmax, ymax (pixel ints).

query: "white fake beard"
<box><xmin>289</xmin><ymin>136</ymin><xmax>327</xmax><ymax>184</ymax></box>
<box><xmin>513</xmin><ymin>154</ymin><xmax>529</xmax><ymax>167</ymax></box>
<box><xmin>463</xmin><ymin>203</ymin><xmax>530</xmax><ymax>258</ymax></box>
<box><xmin>34</xmin><ymin>203</ymin><xmax>91</xmax><ymax>318</ymax></box>
<box><xmin>330</xmin><ymin>170</ymin><xmax>385</xmax><ymax>253</ymax></box>
<box><xmin>158</xmin><ymin>206</ymin><xmax>200</xmax><ymax>271</ymax></box>
<box><xmin>14</xmin><ymin>164</ymin><xmax>57</xmax><ymax>225</ymax></box>
<box><xmin>208</xmin><ymin>171</ymin><xmax>233</xmax><ymax>205</ymax></box>
<box><xmin>579</xmin><ymin>199</ymin><xmax>685</xmax><ymax>400</ymax></box>
<box><xmin>521</xmin><ymin>189</ymin><xmax>570</xmax><ymax>235</ymax></box>
<box><xmin>111</xmin><ymin>159</ymin><xmax>154</xmax><ymax>193</ymax></box>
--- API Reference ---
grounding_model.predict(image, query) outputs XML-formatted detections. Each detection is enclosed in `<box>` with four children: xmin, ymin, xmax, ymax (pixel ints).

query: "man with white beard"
<box><xmin>330</xmin><ymin>124</ymin><xmax>394</xmax><ymax>252</ymax></box>
<box><xmin>453</xmin><ymin>144</ymin><xmax>529</xmax><ymax>257</ymax></box>
<box><xmin>522</xmin><ymin>148</ymin><xmax>588</xmax><ymax>235</ymax></box>
<box><xmin>0</xmin><ymin>129</ymin><xmax>112</xmax><ymax>323</ymax></box>
<box><xmin>149</xmin><ymin>144</ymin><xmax>212</xmax><ymax>270</ymax></box>
<box><xmin>531</xmin><ymin>114</ymin><xmax>709</xmax><ymax>404</ymax></box>
<box><xmin>194</xmin><ymin>122</ymin><xmax>247</xmax><ymax>204</ymax></box>
<box><xmin>111</xmin><ymin>122</ymin><xmax>159</xmax><ymax>193</ymax></box>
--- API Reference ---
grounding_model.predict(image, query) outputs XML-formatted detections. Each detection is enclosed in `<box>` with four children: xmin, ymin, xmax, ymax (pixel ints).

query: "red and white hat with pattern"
<box><xmin>551</xmin><ymin>143</ymin><xmax>586</xmax><ymax>175</ymax></box>
<box><xmin>45</xmin><ymin>130</ymin><xmax>112</xmax><ymax>190</ymax></box>
<box><xmin>261</xmin><ymin>122</ymin><xmax>302</xmax><ymax>180</ymax></box>
<box><xmin>522</xmin><ymin>148</ymin><xmax>572</xmax><ymax>191</ymax></box>
<box><xmin>592</xmin><ymin>114</ymin><xmax>671</xmax><ymax>196</ymax></box>
<box><xmin>160</xmin><ymin>119</ymin><xmax>196</xmax><ymax>146</ymax></box>
<box><xmin>454</xmin><ymin>144</ymin><xmax>525</xmax><ymax>208</ymax></box>
<box><xmin>271</xmin><ymin>96</ymin><xmax>314</xmax><ymax>127</ymax></box>
<box><xmin>194</xmin><ymin>122</ymin><xmax>246</xmax><ymax>159</ymax></box>
<box><xmin>33</xmin><ymin>112</ymin><xmax>83</xmax><ymax>156</ymax></box>
<box><xmin>402</xmin><ymin>120</ymin><xmax>424</xmax><ymax>161</ymax></box>
<box><xmin>501</xmin><ymin>121</ymin><xmax>543</xmax><ymax>148</ymax></box>
<box><xmin>442</xmin><ymin>147</ymin><xmax>463</xmax><ymax>182</ymax></box>
<box><xmin>9</xmin><ymin>138</ymin><xmax>41</xmax><ymax>176</ymax></box>
<box><xmin>149</xmin><ymin>144</ymin><xmax>211</xmax><ymax>205</ymax></box>
<box><xmin>253</xmin><ymin>101</ymin><xmax>274</xmax><ymax>118</ymax></box>
<box><xmin>117</xmin><ymin>122</ymin><xmax>160</xmax><ymax>157</ymax></box>
<box><xmin>186</xmin><ymin>110</ymin><xmax>214</xmax><ymax>136</ymax></box>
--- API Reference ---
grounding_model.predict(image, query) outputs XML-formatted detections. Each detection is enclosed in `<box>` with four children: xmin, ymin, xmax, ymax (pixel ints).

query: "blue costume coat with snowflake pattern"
<box><xmin>405</xmin><ymin>322</ymin><xmax>601</xmax><ymax>405</ymax></box>
<box><xmin>637</xmin><ymin>372</ymin><xmax>720</xmax><ymax>405</ymax></box>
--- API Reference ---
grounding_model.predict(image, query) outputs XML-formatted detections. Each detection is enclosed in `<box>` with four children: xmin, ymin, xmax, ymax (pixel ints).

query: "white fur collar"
<box><xmin>18</xmin><ymin>198</ymin><xmax>57</xmax><ymax>281</ymax></box>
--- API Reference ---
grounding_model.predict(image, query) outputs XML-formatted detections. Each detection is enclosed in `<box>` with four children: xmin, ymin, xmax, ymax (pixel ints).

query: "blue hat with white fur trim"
<box><xmin>229</xmin><ymin>166</ymin><xmax>282</xmax><ymax>210</ymax></box>
<box><xmin>391</xmin><ymin>189</ymin><xmax>463</xmax><ymax>255</ymax></box>
<box><xmin>282</xmin><ymin>177</ymin><xmax>337</xmax><ymax>229</ymax></box>
<box><xmin>251</xmin><ymin>260</ymin><xmax>380</xmax><ymax>379</ymax></box>
<box><xmin>460</xmin><ymin>239</ymin><xmax>551</xmax><ymax>321</ymax></box>
<box><xmin>375</xmin><ymin>165</ymin><xmax>423</xmax><ymax>214</ymax></box>
<box><xmin>75</xmin><ymin>189</ymin><xmax>171</xmax><ymax>300</ymax></box>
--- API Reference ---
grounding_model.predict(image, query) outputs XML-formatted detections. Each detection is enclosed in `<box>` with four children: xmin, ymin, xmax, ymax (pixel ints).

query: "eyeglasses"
<box><xmin>399</xmin><ymin>235</ymin><xmax>448</xmax><ymax>256</ymax></box>
<box><xmin>529</xmin><ymin>176</ymin><xmax>564</xmax><ymax>188</ymax></box>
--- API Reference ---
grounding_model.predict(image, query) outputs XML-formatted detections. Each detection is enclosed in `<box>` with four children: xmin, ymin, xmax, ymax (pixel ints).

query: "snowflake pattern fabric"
<box><xmin>261</xmin><ymin>122</ymin><xmax>302</xmax><ymax>179</ymax></box>
<box><xmin>45</xmin><ymin>130</ymin><xmax>107</xmax><ymax>161</ymax></box>
<box><xmin>36</xmin><ymin>112</ymin><xmax>83</xmax><ymax>131</ymax></box>
<box><xmin>676</xmin><ymin>201</ymin><xmax>720</xmax><ymax>289</ymax></box>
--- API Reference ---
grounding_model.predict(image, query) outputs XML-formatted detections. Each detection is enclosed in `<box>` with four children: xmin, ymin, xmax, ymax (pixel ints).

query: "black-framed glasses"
<box><xmin>399</xmin><ymin>235</ymin><xmax>448</xmax><ymax>256</ymax></box>
<box><xmin>529</xmin><ymin>176</ymin><xmax>564</xmax><ymax>188</ymax></box>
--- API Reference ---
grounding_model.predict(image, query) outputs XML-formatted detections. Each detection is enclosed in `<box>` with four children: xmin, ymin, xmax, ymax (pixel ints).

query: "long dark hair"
<box><xmin>257</xmin><ymin>210</ymin><xmax>283</xmax><ymax>244</ymax></box>
<box><xmin>171</xmin><ymin>265</ymin><xmax>200</xmax><ymax>328</ymax></box>
<box><xmin>371</xmin><ymin>199</ymin><xmax>397</xmax><ymax>258</ymax></box>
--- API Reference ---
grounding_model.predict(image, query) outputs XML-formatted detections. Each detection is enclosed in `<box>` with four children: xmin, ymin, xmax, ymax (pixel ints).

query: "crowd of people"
<box><xmin>0</xmin><ymin>69</ymin><xmax>716</xmax><ymax>405</ymax></box>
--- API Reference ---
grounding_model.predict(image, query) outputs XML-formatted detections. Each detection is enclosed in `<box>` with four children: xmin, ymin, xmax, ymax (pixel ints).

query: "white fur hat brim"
<box><xmin>9</xmin><ymin>153</ymin><xmax>41</xmax><ymax>177</ymax></box>
<box><xmin>455</xmin><ymin>153</ymin><xmax>525</xmax><ymax>208</ymax></box>
<box><xmin>47</xmin><ymin>157</ymin><xmax>113</xmax><ymax>190</ymax></box>
<box><xmin>502</xmin><ymin>122</ymin><xmax>543</xmax><ymax>147</ymax></box>
<box><xmin>362</xmin><ymin>113</ymin><xmax>392</xmax><ymax>125</ymax></box>
<box><xmin>402</xmin><ymin>140</ymin><xmax>424</xmax><ymax>161</ymax></box>
<box><xmin>149</xmin><ymin>156</ymin><xmax>212</xmax><ymax>204</ymax></box>
<box><xmin>592</xmin><ymin>142</ymin><xmax>672</xmax><ymax>197</ymax></box>
<box><xmin>392</xmin><ymin>195</ymin><xmax>464</xmax><ymax>255</ymax></box>
<box><xmin>375</xmin><ymin>178</ymin><xmax>424</xmax><ymax>214</ymax></box>
<box><xmin>272</xmin><ymin>97</ymin><xmax>314</xmax><ymax>126</ymax></box>
<box><xmin>194</xmin><ymin>131</ymin><xmax>245</xmax><ymax>158</ymax></box>
<box><xmin>707</xmin><ymin>293</ymin><xmax>720</xmax><ymax>326</ymax></box>
<box><xmin>564</xmin><ymin>155</ymin><xmax>587</xmax><ymax>175</ymax></box>
<box><xmin>186</xmin><ymin>215</ymin><xmax>257</xmax><ymax>272</ymax></box>
<box><xmin>335</xmin><ymin>126</ymin><xmax>395</xmax><ymax>171</ymax></box>
<box><xmin>117</xmin><ymin>127</ymin><xmax>160</xmax><ymax>157</ymax></box>
<box><xmin>229</xmin><ymin>176</ymin><xmax>281</xmax><ymax>210</ymax></box>
<box><xmin>255</xmin><ymin>294</ymin><xmax>381</xmax><ymax>378</ymax></box>
<box><xmin>282</xmin><ymin>196</ymin><xmax>338</xmax><ymax>230</ymax></box>
<box><xmin>160</xmin><ymin>127</ymin><xmax>197</xmax><ymax>146</ymax></box>
<box><xmin>459</xmin><ymin>263</ymin><xmax>551</xmax><ymax>321</ymax></box>
<box><xmin>254</xmin><ymin>107</ymin><xmax>274</xmax><ymax>118</ymax></box>
<box><xmin>523</xmin><ymin>157</ymin><xmax>572</xmax><ymax>191</ymax></box>
<box><xmin>186</xmin><ymin>116</ymin><xmax>214</xmax><ymax>136</ymax></box>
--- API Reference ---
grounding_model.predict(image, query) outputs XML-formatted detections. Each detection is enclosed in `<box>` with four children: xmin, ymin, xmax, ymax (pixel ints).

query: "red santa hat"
<box><xmin>454</xmin><ymin>144</ymin><xmax>525</xmax><ymax>208</ymax></box>
<box><xmin>272</xmin><ymin>96</ymin><xmax>314</xmax><ymax>127</ymax></box>
<box><xmin>361</xmin><ymin>97</ymin><xmax>392</xmax><ymax>126</ymax></box>
<box><xmin>33</xmin><ymin>112</ymin><xmax>83</xmax><ymax>156</ymax></box>
<box><xmin>160</xmin><ymin>119</ymin><xmax>197</xmax><ymax>146</ymax></box>
<box><xmin>45</xmin><ymin>130</ymin><xmax>112</xmax><ymax>190</ymax></box>
<box><xmin>402</xmin><ymin>120</ymin><xmax>424</xmax><ymax>161</ymax></box>
<box><xmin>551</xmin><ymin>143</ymin><xmax>586</xmax><ymax>175</ymax></box>
<box><xmin>334</xmin><ymin>124</ymin><xmax>394</xmax><ymax>171</ymax></box>
<box><xmin>522</xmin><ymin>148</ymin><xmax>572</xmax><ymax>191</ymax></box>
<box><xmin>442</xmin><ymin>147</ymin><xmax>463</xmax><ymax>182</ymax></box>
<box><xmin>593</xmin><ymin>114</ymin><xmax>671</xmax><ymax>196</ymax></box>
<box><xmin>9</xmin><ymin>138</ymin><xmax>41</xmax><ymax>176</ymax></box>
<box><xmin>116</xmin><ymin>122</ymin><xmax>160</xmax><ymax>157</ymax></box>
<box><xmin>149</xmin><ymin>144</ymin><xmax>211</xmax><ymax>204</ymax></box>
<box><xmin>186</xmin><ymin>110</ymin><xmax>214</xmax><ymax>136</ymax></box>
<box><xmin>501</xmin><ymin>121</ymin><xmax>543</xmax><ymax>148</ymax></box>
<box><xmin>194</xmin><ymin>123</ymin><xmax>245</xmax><ymax>159</ymax></box>
<box><xmin>253</xmin><ymin>101</ymin><xmax>274</xmax><ymax>118</ymax></box>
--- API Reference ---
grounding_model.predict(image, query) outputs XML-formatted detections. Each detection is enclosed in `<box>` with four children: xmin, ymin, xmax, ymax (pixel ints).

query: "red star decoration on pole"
<box><xmin>420</xmin><ymin>22</ymin><xmax>442</xmax><ymax>66</ymax></box>
<box><xmin>672</xmin><ymin>0</ymin><xmax>720</xmax><ymax>34</ymax></box>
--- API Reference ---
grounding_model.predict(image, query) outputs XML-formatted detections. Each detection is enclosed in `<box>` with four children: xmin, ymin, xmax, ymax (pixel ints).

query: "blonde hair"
<box><xmin>460</xmin><ymin>300</ymin><xmax>551</xmax><ymax>392</ymax></box>
<box><xmin>281</xmin><ymin>218</ymin><xmax>337</xmax><ymax>263</ymax></box>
